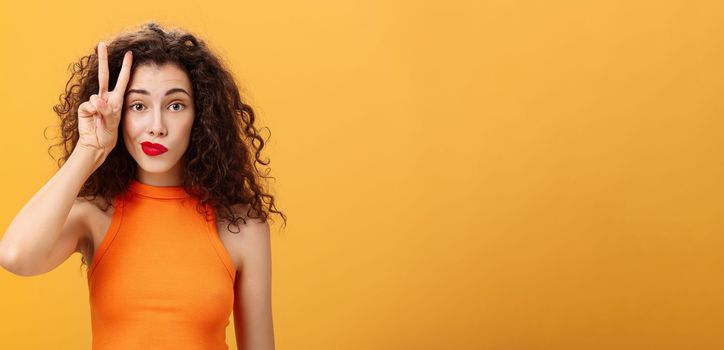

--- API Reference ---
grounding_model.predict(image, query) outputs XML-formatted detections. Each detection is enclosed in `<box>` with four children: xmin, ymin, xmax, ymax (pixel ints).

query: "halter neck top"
<box><xmin>87</xmin><ymin>178</ymin><xmax>237</xmax><ymax>350</ymax></box>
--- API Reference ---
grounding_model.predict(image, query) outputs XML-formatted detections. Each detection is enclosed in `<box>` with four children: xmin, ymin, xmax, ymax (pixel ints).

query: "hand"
<box><xmin>76</xmin><ymin>41</ymin><xmax>133</xmax><ymax>157</ymax></box>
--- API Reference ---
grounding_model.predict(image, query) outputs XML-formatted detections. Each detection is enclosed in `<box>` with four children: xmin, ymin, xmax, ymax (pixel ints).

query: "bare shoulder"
<box><xmin>215</xmin><ymin>203</ymin><xmax>271</xmax><ymax>270</ymax></box>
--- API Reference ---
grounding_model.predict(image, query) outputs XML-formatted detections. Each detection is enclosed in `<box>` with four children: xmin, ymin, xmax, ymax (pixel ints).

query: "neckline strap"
<box><xmin>128</xmin><ymin>179</ymin><xmax>192</xmax><ymax>199</ymax></box>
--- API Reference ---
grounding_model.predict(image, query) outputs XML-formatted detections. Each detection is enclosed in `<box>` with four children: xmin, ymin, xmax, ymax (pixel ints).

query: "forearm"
<box><xmin>0</xmin><ymin>146</ymin><xmax>105</xmax><ymax>261</ymax></box>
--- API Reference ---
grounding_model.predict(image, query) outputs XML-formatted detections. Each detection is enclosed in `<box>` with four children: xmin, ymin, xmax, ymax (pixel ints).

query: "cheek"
<box><xmin>122</xmin><ymin>117</ymin><xmax>142</xmax><ymax>138</ymax></box>
<box><xmin>179</xmin><ymin>114</ymin><xmax>195</xmax><ymax>138</ymax></box>
<box><xmin>183</xmin><ymin>117</ymin><xmax>194</xmax><ymax>134</ymax></box>
<box><xmin>121</xmin><ymin>118</ymin><xmax>141</xmax><ymax>151</ymax></box>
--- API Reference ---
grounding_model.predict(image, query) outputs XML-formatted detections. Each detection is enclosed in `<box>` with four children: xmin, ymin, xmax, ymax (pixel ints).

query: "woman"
<box><xmin>0</xmin><ymin>21</ymin><xmax>285</xmax><ymax>350</ymax></box>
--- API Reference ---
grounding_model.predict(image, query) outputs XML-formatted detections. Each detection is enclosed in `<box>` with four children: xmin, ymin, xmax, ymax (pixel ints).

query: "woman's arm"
<box><xmin>0</xmin><ymin>146</ymin><xmax>105</xmax><ymax>275</ymax></box>
<box><xmin>0</xmin><ymin>41</ymin><xmax>132</xmax><ymax>276</ymax></box>
<box><xmin>231</xmin><ymin>217</ymin><xmax>275</xmax><ymax>350</ymax></box>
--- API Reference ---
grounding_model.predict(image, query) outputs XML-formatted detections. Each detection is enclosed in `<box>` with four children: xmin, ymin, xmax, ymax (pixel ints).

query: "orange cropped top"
<box><xmin>86</xmin><ymin>179</ymin><xmax>237</xmax><ymax>350</ymax></box>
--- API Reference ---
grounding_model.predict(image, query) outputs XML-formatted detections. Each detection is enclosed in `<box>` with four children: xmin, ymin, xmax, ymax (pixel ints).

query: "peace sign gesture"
<box><xmin>76</xmin><ymin>41</ymin><xmax>133</xmax><ymax>158</ymax></box>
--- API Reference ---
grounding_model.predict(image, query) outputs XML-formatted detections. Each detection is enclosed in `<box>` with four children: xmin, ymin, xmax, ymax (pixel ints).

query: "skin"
<box><xmin>122</xmin><ymin>62</ymin><xmax>194</xmax><ymax>186</ymax></box>
<box><xmin>0</xmin><ymin>41</ymin><xmax>274</xmax><ymax>349</ymax></box>
<box><xmin>93</xmin><ymin>43</ymin><xmax>276</xmax><ymax>349</ymax></box>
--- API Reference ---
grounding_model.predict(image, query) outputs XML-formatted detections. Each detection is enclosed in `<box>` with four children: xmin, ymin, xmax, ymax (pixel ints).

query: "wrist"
<box><xmin>72</xmin><ymin>144</ymin><xmax>107</xmax><ymax>170</ymax></box>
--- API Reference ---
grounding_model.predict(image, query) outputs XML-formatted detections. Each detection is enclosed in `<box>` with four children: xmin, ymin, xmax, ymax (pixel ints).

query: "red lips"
<box><xmin>141</xmin><ymin>141</ymin><xmax>168</xmax><ymax>156</ymax></box>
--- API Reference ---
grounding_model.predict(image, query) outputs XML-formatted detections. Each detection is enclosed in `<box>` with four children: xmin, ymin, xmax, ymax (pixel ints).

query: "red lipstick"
<box><xmin>141</xmin><ymin>141</ymin><xmax>168</xmax><ymax>156</ymax></box>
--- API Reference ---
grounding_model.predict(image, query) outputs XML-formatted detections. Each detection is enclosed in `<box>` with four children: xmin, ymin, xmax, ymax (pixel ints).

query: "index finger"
<box><xmin>97</xmin><ymin>41</ymin><xmax>109</xmax><ymax>97</ymax></box>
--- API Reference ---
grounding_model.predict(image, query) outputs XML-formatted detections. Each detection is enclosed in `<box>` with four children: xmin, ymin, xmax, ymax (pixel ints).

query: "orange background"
<box><xmin>1</xmin><ymin>0</ymin><xmax>723</xmax><ymax>349</ymax></box>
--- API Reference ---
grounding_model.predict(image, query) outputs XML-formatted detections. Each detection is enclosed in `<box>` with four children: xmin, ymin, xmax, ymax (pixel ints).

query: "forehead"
<box><xmin>127</xmin><ymin>63</ymin><xmax>192</xmax><ymax>93</ymax></box>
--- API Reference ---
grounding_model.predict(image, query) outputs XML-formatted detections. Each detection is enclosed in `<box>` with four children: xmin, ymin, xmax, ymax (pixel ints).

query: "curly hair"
<box><xmin>46</xmin><ymin>21</ymin><xmax>287</xmax><ymax>271</ymax></box>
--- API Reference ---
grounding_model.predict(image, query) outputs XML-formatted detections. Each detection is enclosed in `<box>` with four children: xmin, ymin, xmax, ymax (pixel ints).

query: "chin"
<box><xmin>132</xmin><ymin>153</ymin><xmax>180</xmax><ymax>173</ymax></box>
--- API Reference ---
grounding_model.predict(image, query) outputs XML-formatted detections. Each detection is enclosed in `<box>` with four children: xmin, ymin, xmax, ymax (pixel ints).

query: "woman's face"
<box><xmin>122</xmin><ymin>62</ymin><xmax>195</xmax><ymax>186</ymax></box>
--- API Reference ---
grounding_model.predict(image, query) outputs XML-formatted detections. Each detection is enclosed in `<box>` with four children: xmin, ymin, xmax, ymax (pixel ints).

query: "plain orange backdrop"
<box><xmin>1</xmin><ymin>0</ymin><xmax>723</xmax><ymax>349</ymax></box>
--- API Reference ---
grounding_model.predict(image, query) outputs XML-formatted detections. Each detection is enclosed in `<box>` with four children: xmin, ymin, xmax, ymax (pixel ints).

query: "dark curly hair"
<box><xmin>45</xmin><ymin>21</ymin><xmax>287</xmax><ymax>271</ymax></box>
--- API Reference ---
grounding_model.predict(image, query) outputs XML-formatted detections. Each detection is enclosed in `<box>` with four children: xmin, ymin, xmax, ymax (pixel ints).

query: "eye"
<box><xmin>129</xmin><ymin>103</ymin><xmax>145</xmax><ymax>112</ymax></box>
<box><xmin>169</xmin><ymin>102</ymin><xmax>185</xmax><ymax>111</ymax></box>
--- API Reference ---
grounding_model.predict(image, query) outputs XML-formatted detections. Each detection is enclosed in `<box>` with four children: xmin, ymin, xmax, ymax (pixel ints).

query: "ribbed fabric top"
<box><xmin>87</xmin><ymin>178</ymin><xmax>237</xmax><ymax>350</ymax></box>
<box><xmin>127</xmin><ymin>179</ymin><xmax>192</xmax><ymax>199</ymax></box>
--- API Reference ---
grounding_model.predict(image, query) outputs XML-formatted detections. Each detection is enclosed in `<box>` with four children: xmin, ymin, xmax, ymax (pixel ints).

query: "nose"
<box><xmin>147</xmin><ymin>105</ymin><xmax>167</xmax><ymax>137</ymax></box>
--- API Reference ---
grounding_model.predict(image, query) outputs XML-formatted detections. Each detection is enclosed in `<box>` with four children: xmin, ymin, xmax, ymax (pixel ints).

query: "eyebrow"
<box><xmin>126</xmin><ymin>88</ymin><xmax>191</xmax><ymax>97</ymax></box>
